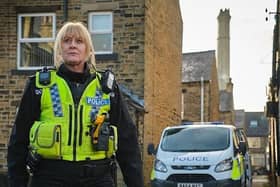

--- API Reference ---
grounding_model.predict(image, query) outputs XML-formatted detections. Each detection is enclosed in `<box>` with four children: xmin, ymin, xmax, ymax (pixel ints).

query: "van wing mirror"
<box><xmin>147</xmin><ymin>143</ymin><xmax>156</xmax><ymax>155</ymax></box>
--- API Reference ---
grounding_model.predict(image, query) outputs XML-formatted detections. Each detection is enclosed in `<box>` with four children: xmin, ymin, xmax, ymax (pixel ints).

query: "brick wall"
<box><xmin>143</xmin><ymin>0</ymin><xmax>182</xmax><ymax>185</ymax></box>
<box><xmin>182</xmin><ymin>82</ymin><xmax>211</xmax><ymax>121</ymax></box>
<box><xmin>90</xmin><ymin>0</ymin><xmax>146</xmax><ymax>99</ymax></box>
<box><xmin>0</xmin><ymin>0</ymin><xmax>182</xmax><ymax>186</ymax></box>
<box><xmin>0</xmin><ymin>0</ymin><xmax>63</xmax><ymax>175</ymax></box>
<box><xmin>220</xmin><ymin>111</ymin><xmax>235</xmax><ymax>124</ymax></box>
<box><xmin>182</xmin><ymin>60</ymin><xmax>220</xmax><ymax>123</ymax></box>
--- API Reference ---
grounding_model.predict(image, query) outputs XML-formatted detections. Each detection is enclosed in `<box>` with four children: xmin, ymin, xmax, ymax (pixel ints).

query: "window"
<box><xmin>249</xmin><ymin>120</ymin><xmax>258</xmax><ymax>128</ymax></box>
<box><xmin>17</xmin><ymin>13</ymin><xmax>56</xmax><ymax>70</ymax></box>
<box><xmin>89</xmin><ymin>12</ymin><xmax>113</xmax><ymax>54</ymax></box>
<box><xmin>232</xmin><ymin>131</ymin><xmax>239</xmax><ymax>152</ymax></box>
<box><xmin>161</xmin><ymin>127</ymin><xmax>229</xmax><ymax>152</ymax></box>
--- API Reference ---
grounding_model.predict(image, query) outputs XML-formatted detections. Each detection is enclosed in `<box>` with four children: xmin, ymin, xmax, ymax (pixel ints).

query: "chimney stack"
<box><xmin>217</xmin><ymin>9</ymin><xmax>231</xmax><ymax>90</ymax></box>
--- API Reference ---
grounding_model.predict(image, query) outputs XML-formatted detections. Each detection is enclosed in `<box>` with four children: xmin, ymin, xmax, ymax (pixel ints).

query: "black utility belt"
<box><xmin>41</xmin><ymin>158</ymin><xmax>112</xmax><ymax>167</ymax></box>
<box><xmin>36</xmin><ymin>159</ymin><xmax>112</xmax><ymax>177</ymax></box>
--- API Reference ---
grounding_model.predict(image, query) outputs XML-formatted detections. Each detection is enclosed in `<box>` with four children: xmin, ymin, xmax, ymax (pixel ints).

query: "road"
<box><xmin>252</xmin><ymin>175</ymin><xmax>270</xmax><ymax>187</ymax></box>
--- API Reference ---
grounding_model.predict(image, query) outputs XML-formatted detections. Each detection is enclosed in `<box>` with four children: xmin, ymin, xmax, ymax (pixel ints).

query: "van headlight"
<box><xmin>215</xmin><ymin>158</ymin><xmax>233</xmax><ymax>172</ymax></box>
<box><xmin>154</xmin><ymin>159</ymin><xmax>168</xmax><ymax>173</ymax></box>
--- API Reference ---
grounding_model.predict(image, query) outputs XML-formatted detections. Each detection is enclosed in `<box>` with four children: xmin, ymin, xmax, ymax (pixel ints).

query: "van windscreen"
<box><xmin>161</xmin><ymin>126</ymin><xmax>230</xmax><ymax>152</ymax></box>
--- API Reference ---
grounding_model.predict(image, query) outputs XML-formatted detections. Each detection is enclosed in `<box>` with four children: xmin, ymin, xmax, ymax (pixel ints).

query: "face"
<box><xmin>61</xmin><ymin>34</ymin><xmax>88</xmax><ymax>72</ymax></box>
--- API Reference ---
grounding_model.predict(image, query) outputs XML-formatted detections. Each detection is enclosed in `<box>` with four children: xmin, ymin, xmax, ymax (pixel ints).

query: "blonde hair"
<box><xmin>54</xmin><ymin>22</ymin><xmax>96</xmax><ymax>70</ymax></box>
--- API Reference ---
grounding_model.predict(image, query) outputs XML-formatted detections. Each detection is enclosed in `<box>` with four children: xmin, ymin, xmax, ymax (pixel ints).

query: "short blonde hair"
<box><xmin>54</xmin><ymin>22</ymin><xmax>96</xmax><ymax>70</ymax></box>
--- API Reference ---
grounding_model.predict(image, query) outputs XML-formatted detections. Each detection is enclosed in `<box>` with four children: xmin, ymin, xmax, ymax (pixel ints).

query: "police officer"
<box><xmin>7</xmin><ymin>22</ymin><xmax>144</xmax><ymax>187</ymax></box>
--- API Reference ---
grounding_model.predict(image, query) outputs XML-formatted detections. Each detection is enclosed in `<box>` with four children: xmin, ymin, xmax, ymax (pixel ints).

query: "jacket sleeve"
<box><xmin>109</xmin><ymin>84</ymin><xmax>144</xmax><ymax>187</ymax></box>
<box><xmin>7</xmin><ymin>77</ymin><xmax>40</xmax><ymax>187</ymax></box>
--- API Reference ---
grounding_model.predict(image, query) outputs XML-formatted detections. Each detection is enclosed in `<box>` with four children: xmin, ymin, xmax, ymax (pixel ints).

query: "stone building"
<box><xmin>0</xmin><ymin>0</ymin><xmax>183</xmax><ymax>186</ymax></box>
<box><xmin>236</xmin><ymin>111</ymin><xmax>269</xmax><ymax>173</ymax></box>
<box><xmin>245</xmin><ymin>112</ymin><xmax>269</xmax><ymax>173</ymax></box>
<box><xmin>181</xmin><ymin>9</ymin><xmax>234</xmax><ymax>124</ymax></box>
<box><xmin>182</xmin><ymin>50</ymin><xmax>220</xmax><ymax>122</ymax></box>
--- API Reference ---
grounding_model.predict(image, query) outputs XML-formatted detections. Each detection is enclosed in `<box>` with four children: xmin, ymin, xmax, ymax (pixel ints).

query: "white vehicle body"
<box><xmin>150</xmin><ymin>123</ymin><xmax>248</xmax><ymax>187</ymax></box>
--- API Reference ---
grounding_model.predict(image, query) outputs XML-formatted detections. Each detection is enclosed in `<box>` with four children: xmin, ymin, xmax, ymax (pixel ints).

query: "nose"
<box><xmin>70</xmin><ymin>40</ymin><xmax>77</xmax><ymax>47</ymax></box>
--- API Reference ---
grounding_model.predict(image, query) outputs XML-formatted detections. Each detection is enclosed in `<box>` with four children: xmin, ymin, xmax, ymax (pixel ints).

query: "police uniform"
<box><xmin>7</xmin><ymin>64</ymin><xmax>144</xmax><ymax>187</ymax></box>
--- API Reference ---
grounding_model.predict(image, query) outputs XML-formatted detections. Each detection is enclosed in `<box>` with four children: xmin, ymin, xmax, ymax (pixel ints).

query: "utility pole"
<box><xmin>272</xmin><ymin>0</ymin><xmax>280</xmax><ymax>177</ymax></box>
<box><xmin>275</xmin><ymin>0</ymin><xmax>280</xmax><ymax>178</ymax></box>
<box><xmin>266</xmin><ymin>0</ymin><xmax>280</xmax><ymax>186</ymax></box>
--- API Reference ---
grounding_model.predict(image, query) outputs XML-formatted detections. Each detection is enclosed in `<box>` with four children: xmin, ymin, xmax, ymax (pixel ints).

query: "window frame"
<box><xmin>88</xmin><ymin>12</ymin><xmax>113</xmax><ymax>54</ymax></box>
<box><xmin>17</xmin><ymin>13</ymin><xmax>56</xmax><ymax>70</ymax></box>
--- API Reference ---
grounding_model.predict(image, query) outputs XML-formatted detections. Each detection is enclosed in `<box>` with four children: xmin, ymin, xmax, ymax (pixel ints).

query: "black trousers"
<box><xmin>29</xmin><ymin>159</ymin><xmax>115</xmax><ymax>187</ymax></box>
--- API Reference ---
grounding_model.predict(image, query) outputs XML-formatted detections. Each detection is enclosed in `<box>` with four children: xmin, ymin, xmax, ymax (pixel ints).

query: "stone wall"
<box><xmin>143</xmin><ymin>0</ymin><xmax>182</xmax><ymax>185</ymax></box>
<box><xmin>0</xmin><ymin>1</ymin><xmax>182</xmax><ymax>186</ymax></box>
<box><xmin>182</xmin><ymin>82</ymin><xmax>211</xmax><ymax>122</ymax></box>
<box><xmin>182</xmin><ymin>59</ymin><xmax>220</xmax><ymax>123</ymax></box>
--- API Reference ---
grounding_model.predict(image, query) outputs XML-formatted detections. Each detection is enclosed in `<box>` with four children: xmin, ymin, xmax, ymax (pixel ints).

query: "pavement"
<box><xmin>252</xmin><ymin>175</ymin><xmax>270</xmax><ymax>187</ymax></box>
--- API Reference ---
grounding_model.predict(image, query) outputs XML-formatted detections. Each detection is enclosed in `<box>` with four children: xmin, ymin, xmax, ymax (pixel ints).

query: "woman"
<box><xmin>7</xmin><ymin>22</ymin><xmax>144</xmax><ymax>187</ymax></box>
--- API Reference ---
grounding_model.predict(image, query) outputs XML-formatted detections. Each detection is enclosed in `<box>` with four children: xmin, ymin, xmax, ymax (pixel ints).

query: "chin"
<box><xmin>65</xmin><ymin>60</ymin><xmax>83</xmax><ymax>65</ymax></box>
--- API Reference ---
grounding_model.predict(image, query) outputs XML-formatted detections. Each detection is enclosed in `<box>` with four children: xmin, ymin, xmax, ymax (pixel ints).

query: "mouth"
<box><xmin>68</xmin><ymin>52</ymin><xmax>78</xmax><ymax>56</ymax></box>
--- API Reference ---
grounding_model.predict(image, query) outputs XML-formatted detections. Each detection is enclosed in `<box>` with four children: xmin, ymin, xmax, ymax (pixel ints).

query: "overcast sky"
<box><xmin>179</xmin><ymin>0</ymin><xmax>276</xmax><ymax>111</ymax></box>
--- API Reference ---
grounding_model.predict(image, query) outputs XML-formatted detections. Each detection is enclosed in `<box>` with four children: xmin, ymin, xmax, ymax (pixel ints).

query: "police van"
<box><xmin>148</xmin><ymin>122</ymin><xmax>250</xmax><ymax>187</ymax></box>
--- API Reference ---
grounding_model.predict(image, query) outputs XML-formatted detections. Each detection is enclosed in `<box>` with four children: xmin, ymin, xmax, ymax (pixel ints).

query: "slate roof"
<box><xmin>182</xmin><ymin>50</ymin><xmax>216</xmax><ymax>83</ymax></box>
<box><xmin>119</xmin><ymin>84</ymin><xmax>144</xmax><ymax>111</ymax></box>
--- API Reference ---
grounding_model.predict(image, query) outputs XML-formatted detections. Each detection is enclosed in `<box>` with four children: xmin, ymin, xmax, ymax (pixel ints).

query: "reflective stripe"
<box><xmin>240</xmin><ymin>155</ymin><xmax>245</xmax><ymax>175</ymax></box>
<box><xmin>90</xmin><ymin>90</ymin><xmax>103</xmax><ymax>117</ymax></box>
<box><xmin>68</xmin><ymin>105</ymin><xmax>73</xmax><ymax>145</ymax></box>
<box><xmin>50</xmin><ymin>84</ymin><xmax>63</xmax><ymax>117</ymax></box>
<box><xmin>150</xmin><ymin>169</ymin><xmax>155</xmax><ymax>180</ymax></box>
<box><xmin>231</xmin><ymin>158</ymin><xmax>241</xmax><ymax>180</ymax></box>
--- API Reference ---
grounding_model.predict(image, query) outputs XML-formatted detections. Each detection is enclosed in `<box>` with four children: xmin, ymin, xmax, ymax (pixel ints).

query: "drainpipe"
<box><xmin>201</xmin><ymin>77</ymin><xmax>204</xmax><ymax>122</ymax></box>
<box><xmin>63</xmin><ymin>0</ymin><xmax>68</xmax><ymax>22</ymax></box>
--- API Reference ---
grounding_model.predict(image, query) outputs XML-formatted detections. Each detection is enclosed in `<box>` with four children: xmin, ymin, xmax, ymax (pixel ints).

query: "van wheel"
<box><xmin>234</xmin><ymin>179</ymin><xmax>243</xmax><ymax>187</ymax></box>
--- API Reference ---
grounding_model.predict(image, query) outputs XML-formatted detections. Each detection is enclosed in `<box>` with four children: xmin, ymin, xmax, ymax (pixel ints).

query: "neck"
<box><xmin>58</xmin><ymin>63</ymin><xmax>90</xmax><ymax>84</ymax></box>
<box><xmin>64</xmin><ymin>62</ymin><xmax>84</xmax><ymax>73</ymax></box>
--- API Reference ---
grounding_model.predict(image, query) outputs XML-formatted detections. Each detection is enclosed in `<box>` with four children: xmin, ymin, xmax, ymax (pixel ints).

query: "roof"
<box><xmin>182</xmin><ymin>50</ymin><xmax>216</xmax><ymax>83</ymax></box>
<box><xmin>164</xmin><ymin>123</ymin><xmax>236</xmax><ymax>131</ymax></box>
<box><xmin>219</xmin><ymin>90</ymin><xmax>233</xmax><ymax>112</ymax></box>
<box><xmin>119</xmin><ymin>84</ymin><xmax>144</xmax><ymax>111</ymax></box>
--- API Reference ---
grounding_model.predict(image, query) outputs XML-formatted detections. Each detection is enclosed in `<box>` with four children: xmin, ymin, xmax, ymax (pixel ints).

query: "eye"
<box><xmin>63</xmin><ymin>37</ymin><xmax>71</xmax><ymax>43</ymax></box>
<box><xmin>76</xmin><ymin>39</ymin><xmax>83</xmax><ymax>44</ymax></box>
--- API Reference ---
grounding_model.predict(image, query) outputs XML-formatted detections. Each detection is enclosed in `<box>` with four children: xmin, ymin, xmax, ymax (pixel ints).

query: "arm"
<box><xmin>7</xmin><ymin>77</ymin><xmax>40</xmax><ymax>187</ymax></box>
<box><xmin>109</xmin><ymin>84</ymin><xmax>144</xmax><ymax>187</ymax></box>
